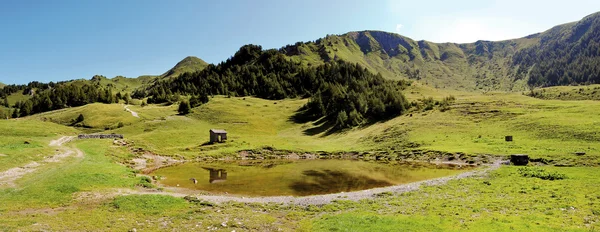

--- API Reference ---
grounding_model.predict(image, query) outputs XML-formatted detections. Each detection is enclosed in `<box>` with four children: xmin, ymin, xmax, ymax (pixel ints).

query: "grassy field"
<box><xmin>528</xmin><ymin>84</ymin><xmax>600</xmax><ymax>100</ymax></box>
<box><xmin>0</xmin><ymin>165</ymin><xmax>597</xmax><ymax>231</ymax></box>
<box><xmin>0</xmin><ymin>119</ymin><xmax>76</xmax><ymax>172</ymax></box>
<box><xmin>6</xmin><ymin>93</ymin><xmax>31</xmax><ymax>106</ymax></box>
<box><xmin>31</xmin><ymin>103</ymin><xmax>141</xmax><ymax>131</ymax></box>
<box><xmin>112</xmin><ymin>89</ymin><xmax>600</xmax><ymax>165</ymax></box>
<box><xmin>11</xmin><ymin>84</ymin><xmax>598</xmax><ymax>165</ymax></box>
<box><xmin>0</xmin><ymin>140</ymin><xmax>137</xmax><ymax>211</ymax></box>
<box><xmin>0</xmin><ymin>85</ymin><xmax>599</xmax><ymax>230</ymax></box>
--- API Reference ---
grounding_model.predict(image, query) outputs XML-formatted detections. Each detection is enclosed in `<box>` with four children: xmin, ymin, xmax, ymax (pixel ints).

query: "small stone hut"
<box><xmin>209</xmin><ymin>129</ymin><xmax>227</xmax><ymax>143</ymax></box>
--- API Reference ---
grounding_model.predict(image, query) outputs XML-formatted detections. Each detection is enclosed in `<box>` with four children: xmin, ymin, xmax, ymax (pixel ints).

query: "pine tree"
<box><xmin>76</xmin><ymin>113</ymin><xmax>85</xmax><ymax>123</ymax></box>
<box><xmin>11</xmin><ymin>108</ymin><xmax>19</xmax><ymax>118</ymax></box>
<box><xmin>178</xmin><ymin>100</ymin><xmax>191</xmax><ymax>115</ymax></box>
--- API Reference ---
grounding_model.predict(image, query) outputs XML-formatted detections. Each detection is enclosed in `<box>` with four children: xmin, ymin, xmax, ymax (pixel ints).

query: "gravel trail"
<box><xmin>0</xmin><ymin>136</ymin><xmax>81</xmax><ymax>188</ymax></box>
<box><xmin>124</xmin><ymin>105</ymin><xmax>139</xmax><ymax>118</ymax></box>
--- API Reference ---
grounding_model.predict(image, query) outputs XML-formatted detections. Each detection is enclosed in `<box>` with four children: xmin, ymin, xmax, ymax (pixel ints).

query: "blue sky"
<box><xmin>1</xmin><ymin>0</ymin><xmax>599</xmax><ymax>84</ymax></box>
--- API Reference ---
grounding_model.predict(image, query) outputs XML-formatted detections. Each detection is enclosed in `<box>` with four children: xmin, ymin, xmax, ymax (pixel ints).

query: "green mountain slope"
<box><xmin>161</xmin><ymin>56</ymin><xmax>209</xmax><ymax>79</ymax></box>
<box><xmin>282</xmin><ymin>11</ymin><xmax>600</xmax><ymax>91</ymax></box>
<box><xmin>0</xmin><ymin>82</ymin><xmax>5</xmax><ymax>88</ymax></box>
<box><xmin>514</xmin><ymin>12</ymin><xmax>600</xmax><ymax>87</ymax></box>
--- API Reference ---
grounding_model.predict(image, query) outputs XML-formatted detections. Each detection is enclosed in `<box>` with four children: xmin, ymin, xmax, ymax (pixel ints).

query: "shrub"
<box><xmin>137</xmin><ymin>176</ymin><xmax>155</xmax><ymax>188</ymax></box>
<box><xmin>518</xmin><ymin>167</ymin><xmax>566</xmax><ymax>180</ymax></box>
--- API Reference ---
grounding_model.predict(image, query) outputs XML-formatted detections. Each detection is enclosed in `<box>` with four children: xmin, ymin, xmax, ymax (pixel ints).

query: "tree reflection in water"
<box><xmin>290</xmin><ymin>169</ymin><xmax>391</xmax><ymax>196</ymax></box>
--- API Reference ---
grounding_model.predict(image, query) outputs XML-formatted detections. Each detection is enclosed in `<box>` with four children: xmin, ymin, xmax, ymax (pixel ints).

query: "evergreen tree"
<box><xmin>123</xmin><ymin>93</ymin><xmax>131</xmax><ymax>104</ymax></box>
<box><xmin>76</xmin><ymin>113</ymin><xmax>85</xmax><ymax>123</ymax></box>
<box><xmin>336</xmin><ymin>110</ymin><xmax>348</xmax><ymax>128</ymax></box>
<box><xmin>11</xmin><ymin>108</ymin><xmax>19</xmax><ymax>118</ymax></box>
<box><xmin>178</xmin><ymin>100</ymin><xmax>191</xmax><ymax>115</ymax></box>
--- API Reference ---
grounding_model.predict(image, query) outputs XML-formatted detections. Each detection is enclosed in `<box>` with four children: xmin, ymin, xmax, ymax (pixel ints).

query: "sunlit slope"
<box><xmin>31</xmin><ymin>103</ymin><xmax>141</xmax><ymax>130</ymax></box>
<box><xmin>0</xmin><ymin>119</ymin><xmax>77</xmax><ymax>172</ymax></box>
<box><xmin>89</xmin><ymin>93</ymin><xmax>600</xmax><ymax>165</ymax></box>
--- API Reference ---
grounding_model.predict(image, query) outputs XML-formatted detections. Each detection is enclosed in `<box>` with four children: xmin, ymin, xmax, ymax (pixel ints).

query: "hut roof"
<box><xmin>210</xmin><ymin>129</ymin><xmax>227</xmax><ymax>134</ymax></box>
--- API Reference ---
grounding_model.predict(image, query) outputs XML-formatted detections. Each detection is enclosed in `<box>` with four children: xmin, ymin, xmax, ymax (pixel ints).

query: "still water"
<box><xmin>152</xmin><ymin>159</ymin><xmax>470</xmax><ymax>196</ymax></box>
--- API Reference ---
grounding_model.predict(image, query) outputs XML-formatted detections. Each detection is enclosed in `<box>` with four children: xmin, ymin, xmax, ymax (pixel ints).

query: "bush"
<box><xmin>137</xmin><ymin>176</ymin><xmax>155</xmax><ymax>188</ymax></box>
<box><xmin>518</xmin><ymin>167</ymin><xmax>566</xmax><ymax>180</ymax></box>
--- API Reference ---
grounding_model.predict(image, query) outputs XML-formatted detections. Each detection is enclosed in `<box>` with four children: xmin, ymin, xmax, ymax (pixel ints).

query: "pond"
<box><xmin>152</xmin><ymin>159</ymin><xmax>472</xmax><ymax>196</ymax></box>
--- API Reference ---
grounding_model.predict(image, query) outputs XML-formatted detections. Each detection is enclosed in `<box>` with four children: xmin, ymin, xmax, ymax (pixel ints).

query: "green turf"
<box><xmin>528</xmin><ymin>84</ymin><xmax>600</xmax><ymax>100</ymax></box>
<box><xmin>307</xmin><ymin>166</ymin><xmax>600</xmax><ymax>231</ymax></box>
<box><xmin>31</xmin><ymin>103</ymin><xmax>141</xmax><ymax>131</ymax></box>
<box><xmin>0</xmin><ymin>140</ymin><xmax>138</xmax><ymax>211</ymax></box>
<box><xmin>1</xmin><ymin>85</ymin><xmax>599</xmax><ymax>230</ymax></box>
<box><xmin>0</xmin><ymin>119</ymin><xmax>77</xmax><ymax>172</ymax></box>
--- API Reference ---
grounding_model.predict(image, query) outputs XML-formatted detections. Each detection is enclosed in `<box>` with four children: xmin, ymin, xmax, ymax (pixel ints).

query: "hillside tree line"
<box><xmin>135</xmin><ymin>44</ymin><xmax>411</xmax><ymax>128</ymax></box>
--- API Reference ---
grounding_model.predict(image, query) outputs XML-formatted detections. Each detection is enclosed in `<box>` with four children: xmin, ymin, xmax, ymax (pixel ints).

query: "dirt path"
<box><xmin>124</xmin><ymin>105</ymin><xmax>139</xmax><ymax>118</ymax></box>
<box><xmin>0</xmin><ymin>136</ymin><xmax>81</xmax><ymax>188</ymax></box>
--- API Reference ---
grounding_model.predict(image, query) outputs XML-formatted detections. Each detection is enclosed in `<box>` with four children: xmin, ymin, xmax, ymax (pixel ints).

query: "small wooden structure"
<box><xmin>510</xmin><ymin>154</ymin><xmax>529</xmax><ymax>166</ymax></box>
<box><xmin>209</xmin><ymin>129</ymin><xmax>227</xmax><ymax>143</ymax></box>
<box><xmin>505</xmin><ymin>136</ymin><xmax>513</xmax><ymax>142</ymax></box>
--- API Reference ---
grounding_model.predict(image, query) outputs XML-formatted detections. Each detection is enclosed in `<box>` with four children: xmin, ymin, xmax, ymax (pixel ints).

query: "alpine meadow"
<box><xmin>1</xmin><ymin>3</ymin><xmax>600</xmax><ymax>231</ymax></box>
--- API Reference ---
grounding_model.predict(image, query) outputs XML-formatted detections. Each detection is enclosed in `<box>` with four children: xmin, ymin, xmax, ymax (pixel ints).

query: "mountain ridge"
<box><xmin>160</xmin><ymin>56</ymin><xmax>208</xmax><ymax>79</ymax></box>
<box><xmin>281</xmin><ymin>11</ymin><xmax>600</xmax><ymax>91</ymax></box>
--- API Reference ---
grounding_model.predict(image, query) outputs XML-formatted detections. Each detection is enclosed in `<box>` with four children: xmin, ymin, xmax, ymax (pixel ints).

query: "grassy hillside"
<box><xmin>6</xmin><ymin>92</ymin><xmax>31</xmax><ymax>106</ymax></box>
<box><xmin>283</xmin><ymin>31</ymin><xmax>534</xmax><ymax>91</ymax></box>
<box><xmin>1</xmin><ymin>88</ymin><xmax>599</xmax><ymax>230</ymax></box>
<box><xmin>32</xmin><ymin>103</ymin><xmax>141</xmax><ymax>131</ymax></box>
<box><xmin>0</xmin><ymin>119</ymin><xmax>77</xmax><ymax>172</ymax></box>
<box><xmin>30</xmin><ymin>89</ymin><xmax>597</xmax><ymax>165</ymax></box>
<box><xmin>528</xmin><ymin>84</ymin><xmax>600</xmax><ymax>100</ymax></box>
<box><xmin>160</xmin><ymin>56</ymin><xmax>208</xmax><ymax>79</ymax></box>
<box><xmin>281</xmin><ymin>12</ymin><xmax>600</xmax><ymax>91</ymax></box>
<box><xmin>0</xmin><ymin>82</ymin><xmax>5</xmax><ymax>88</ymax></box>
<box><xmin>89</xmin><ymin>75</ymin><xmax>155</xmax><ymax>95</ymax></box>
<box><xmin>2</xmin><ymin>11</ymin><xmax>600</xmax><ymax>230</ymax></box>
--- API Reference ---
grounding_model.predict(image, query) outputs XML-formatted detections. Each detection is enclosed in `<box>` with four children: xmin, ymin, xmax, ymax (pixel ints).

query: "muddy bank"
<box><xmin>195</xmin><ymin>147</ymin><xmax>496</xmax><ymax>166</ymax></box>
<box><xmin>115</xmin><ymin>140</ymin><xmax>184</xmax><ymax>174</ymax></box>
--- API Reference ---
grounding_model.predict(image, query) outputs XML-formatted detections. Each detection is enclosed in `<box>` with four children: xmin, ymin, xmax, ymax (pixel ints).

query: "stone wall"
<box><xmin>78</xmin><ymin>134</ymin><xmax>124</xmax><ymax>139</ymax></box>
